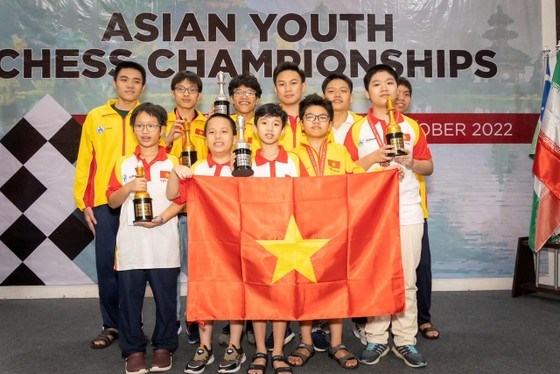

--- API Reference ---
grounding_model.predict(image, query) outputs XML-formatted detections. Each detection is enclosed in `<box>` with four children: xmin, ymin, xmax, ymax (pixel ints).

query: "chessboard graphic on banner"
<box><xmin>0</xmin><ymin>95</ymin><xmax>95</xmax><ymax>285</ymax></box>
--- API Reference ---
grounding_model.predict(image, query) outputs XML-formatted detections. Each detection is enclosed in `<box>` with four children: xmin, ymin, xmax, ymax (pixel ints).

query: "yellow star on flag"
<box><xmin>257</xmin><ymin>215</ymin><xmax>330</xmax><ymax>284</ymax></box>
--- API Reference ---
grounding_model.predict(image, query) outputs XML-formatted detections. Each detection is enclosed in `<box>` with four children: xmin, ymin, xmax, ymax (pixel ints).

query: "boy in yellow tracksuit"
<box><xmin>74</xmin><ymin>61</ymin><xmax>146</xmax><ymax>350</ymax></box>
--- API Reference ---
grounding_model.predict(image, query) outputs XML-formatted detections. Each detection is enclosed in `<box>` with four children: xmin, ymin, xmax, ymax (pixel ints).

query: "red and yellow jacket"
<box><xmin>74</xmin><ymin>99</ymin><xmax>140</xmax><ymax>210</ymax></box>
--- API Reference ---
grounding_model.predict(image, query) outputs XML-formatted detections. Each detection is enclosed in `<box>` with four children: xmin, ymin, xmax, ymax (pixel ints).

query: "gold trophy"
<box><xmin>133</xmin><ymin>164</ymin><xmax>153</xmax><ymax>222</ymax></box>
<box><xmin>385</xmin><ymin>96</ymin><xmax>407</xmax><ymax>157</ymax></box>
<box><xmin>232</xmin><ymin>116</ymin><xmax>254</xmax><ymax>177</ymax></box>
<box><xmin>181</xmin><ymin>121</ymin><xmax>197</xmax><ymax>167</ymax></box>
<box><xmin>214</xmin><ymin>71</ymin><xmax>230</xmax><ymax>115</ymax></box>
<box><xmin>179</xmin><ymin>123</ymin><xmax>196</xmax><ymax>214</ymax></box>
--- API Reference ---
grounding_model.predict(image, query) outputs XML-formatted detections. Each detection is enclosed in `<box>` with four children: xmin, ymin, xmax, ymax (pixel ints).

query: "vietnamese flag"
<box><xmin>185</xmin><ymin>171</ymin><xmax>404</xmax><ymax>321</ymax></box>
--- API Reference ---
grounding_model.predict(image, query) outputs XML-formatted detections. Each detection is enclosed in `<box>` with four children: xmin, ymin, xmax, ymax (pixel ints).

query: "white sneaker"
<box><xmin>353</xmin><ymin>323</ymin><xmax>367</xmax><ymax>345</ymax></box>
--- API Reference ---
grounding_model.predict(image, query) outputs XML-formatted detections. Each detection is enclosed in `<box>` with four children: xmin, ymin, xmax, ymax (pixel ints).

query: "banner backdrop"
<box><xmin>0</xmin><ymin>0</ymin><xmax>545</xmax><ymax>285</ymax></box>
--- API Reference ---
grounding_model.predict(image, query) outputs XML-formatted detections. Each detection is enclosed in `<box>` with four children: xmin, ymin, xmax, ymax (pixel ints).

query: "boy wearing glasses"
<box><xmin>216</xmin><ymin>73</ymin><xmax>263</xmax><ymax>347</ymax></box>
<box><xmin>164</xmin><ymin>71</ymin><xmax>208</xmax><ymax>346</ymax></box>
<box><xmin>228</xmin><ymin>73</ymin><xmax>263</xmax><ymax>154</ymax></box>
<box><xmin>74</xmin><ymin>60</ymin><xmax>146</xmax><ymax>350</ymax></box>
<box><xmin>287</xmin><ymin>94</ymin><xmax>362</xmax><ymax>370</ymax></box>
<box><xmin>107</xmin><ymin>103</ymin><xmax>183</xmax><ymax>374</ymax></box>
<box><xmin>165</xmin><ymin>71</ymin><xmax>208</xmax><ymax>161</ymax></box>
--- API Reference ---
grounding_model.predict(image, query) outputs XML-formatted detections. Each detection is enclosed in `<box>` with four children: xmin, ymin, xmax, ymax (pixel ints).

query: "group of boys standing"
<box><xmin>74</xmin><ymin>59</ymin><xmax>438</xmax><ymax>374</ymax></box>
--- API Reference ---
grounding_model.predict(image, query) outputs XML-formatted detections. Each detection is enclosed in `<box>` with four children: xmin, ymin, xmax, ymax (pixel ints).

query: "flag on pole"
<box><xmin>530</xmin><ymin>53</ymin><xmax>552</xmax><ymax>158</ymax></box>
<box><xmin>184</xmin><ymin>172</ymin><xmax>405</xmax><ymax>321</ymax></box>
<box><xmin>529</xmin><ymin>51</ymin><xmax>560</xmax><ymax>251</ymax></box>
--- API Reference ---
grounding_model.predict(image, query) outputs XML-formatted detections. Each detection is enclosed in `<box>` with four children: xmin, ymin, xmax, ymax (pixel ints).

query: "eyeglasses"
<box><xmin>133</xmin><ymin>123</ymin><xmax>160</xmax><ymax>132</ymax></box>
<box><xmin>303</xmin><ymin>114</ymin><xmax>330</xmax><ymax>123</ymax></box>
<box><xmin>233</xmin><ymin>89</ymin><xmax>257</xmax><ymax>98</ymax></box>
<box><xmin>175</xmin><ymin>86</ymin><xmax>199</xmax><ymax>94</ymax></box>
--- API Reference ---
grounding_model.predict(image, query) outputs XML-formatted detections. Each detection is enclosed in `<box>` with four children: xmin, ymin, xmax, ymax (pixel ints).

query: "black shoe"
<box><xmin>311</xmin><ymin>329</ymin><xmax>329</xmax><ymax>352</ymax></box>
<box><xmin>186</xmin><ymin>321</ymin><xmax>200</xmax><ymax>345</ymax></box>
<box><xmin>266</xmin><ymin>327</ymin><xmax>295</xmax><ymax>351</ymax></box>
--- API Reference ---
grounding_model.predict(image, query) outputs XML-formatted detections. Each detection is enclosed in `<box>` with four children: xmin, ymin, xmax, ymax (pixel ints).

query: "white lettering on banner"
<box><xmin>411</xmin><ymin>113</ymin><xmax>537</xmax><ymax>144</ymax></box>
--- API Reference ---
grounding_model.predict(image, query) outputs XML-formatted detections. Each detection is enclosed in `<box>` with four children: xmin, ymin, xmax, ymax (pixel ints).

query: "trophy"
<box><xmin>133</xmin><ymin>164</ymin><xmax>153</xmax><ymax>222</ymax></box>
<box><xmin>385</xmin><ymin>96</ymin><xmax>407</xmax><ymax>157</ymax></box>
<box><xmin>181</xmin><ymin>121</ymin><xmax>197</xmax><ymax>167</ymax></box>
<box><xmin>214</xmin><ymin>71</ymin><xmax>230</xmax><ymax>115</ymax></box>
<box><xmin>232</xmin><ymin>116</ymin><xmax>254</xmax><ymax>177</ymax></box>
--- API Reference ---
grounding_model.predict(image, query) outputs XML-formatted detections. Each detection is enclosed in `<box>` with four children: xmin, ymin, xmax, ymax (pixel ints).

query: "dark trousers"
<box><xmin>119</xmin><ymin>267</ymin><xmax>179</xmax><ymax>357</ymax></box>
<box><xmin>93</xmin><ymin>204</ymin><xmax>120</xmax><ymax>329</ymax></box>
<box><xmin>416</xmin><ymin>219</ymin><xmax>432</xmax><ymax>326</ymax></box>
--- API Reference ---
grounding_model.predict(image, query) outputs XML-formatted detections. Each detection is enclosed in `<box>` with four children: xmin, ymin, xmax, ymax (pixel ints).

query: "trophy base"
<box><xmin>232</xmin><ymin>167</ymin><xmax>254</xmax><ymax>177</ymax></box>
<box><xmin>387</xmin><ymin>149</ymin><xmax>408</xmax><ymax>158</ymax></box>
<box><xmin>133</xmin><ymin>197</ymin><xmax>153</xmax><ymax>223</ymax></box>
<box><xmin>133</xmin><ymin>217</ymin><xmax>153</xmax><ymax>223</ymax></box>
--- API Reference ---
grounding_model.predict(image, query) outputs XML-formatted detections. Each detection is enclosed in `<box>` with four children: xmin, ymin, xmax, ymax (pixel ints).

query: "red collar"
<box><xmin>134</xmin><ymin>146</ymin><xmax>168</xmax><ymax>180</ymax></box>
<box><xmin>206</xmin><ymin>153</ymin><xmax>230</xmax><ymax>167</ymax></box>
<box><xmin>134</xmin><ymin>145</ymin><xmax>168</xmax><ymax>165</ymax></box>
<box><xmin>367</xmin><ymin>107</ymin><xmax>404</xmax><ymax>128</ymax></box>
<box><xmin>254</xmin><ymin>146</ymin><xmax>289</xmax><ymax>166</ymax></box>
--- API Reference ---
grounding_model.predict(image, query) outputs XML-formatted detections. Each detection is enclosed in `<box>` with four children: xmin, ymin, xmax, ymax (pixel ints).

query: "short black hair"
<box><xmin>130</xmin><ymin>103</ymin><xmax>167</xmax><ymax>127</ymax></box>
<box><xmin>254</xmin><ymin>103</ymin><xmax>288</xmax><ymax>128</ymax></box>
<box><xmin>273</xmin><ymin>61</ymin><xmax>306</xmax><ymax>84</ymax></box>
<box><xmin>170</xmin><ymin>70</ymin><xmax>203</xmax><ymax>92</ymax></box>
<box><xmin>363</xmin><ymin>64</ymin><xmax>398</xmax><ymax>90</ymax></box>
<box><xmin>398</xmin><ymin>77</ymin><xmax>413</xmax><ymax>96</ymax></box>
<box><xmin>204</xmin><ymin>113</ymin><xmax>237</xmax><ymax>136</ymax></box>
<box><xmin>114</xmin><ymin>61</ymin><xmax>146</xmax><ymax>85</ymax></box>
<box><xmin>228</xmin><ymin>73</ymin><xmax>262</xmax><ymax>98</ymax></box>
<box><xmin>322</xmin><ymin>72</ymin><xmax>353</xmax><ymax>93</ymax></box>
<box><xmin>299</xmin><ymin>94</ymin><xmax>334</xmax><ymax>120</ymax></box>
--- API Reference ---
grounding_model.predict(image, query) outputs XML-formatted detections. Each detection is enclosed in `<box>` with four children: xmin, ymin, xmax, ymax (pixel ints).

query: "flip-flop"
<box><xmin>90</xmin><ymin>328</ymin><xmax>119</xmax><ymax>349</ymax></box>
<box><xmin>419</xmin><ymin>323</ymin><xmax>440</xmax><ymax>340</ymax></box>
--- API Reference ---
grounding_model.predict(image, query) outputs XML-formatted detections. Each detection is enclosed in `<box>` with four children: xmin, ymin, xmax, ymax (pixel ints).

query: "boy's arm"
<box><xmin>74</xmin><ymin>114</ymin><xmax>94</xmax><ymax>211</ymax></box>
<box><xmin>166</xmin><ymin>165</ymin><xmax>193</xmax><ymax>200</ymax></box>
<box><xmin>134</xmin><ymin>202</ymin><xmax>184</xmax><ymax>228</ymax></box>
<box><xmin>353</xmin><ymin>145</ymin><xmax>395</xmax><ymax>171</ymax></box>
<box><xmin>158</xmin><ymin>202</ymin><xmax>184</xmax><ymax>223</ymax></box>
<box><xmin>414</xmin><ymin>159</ymin><xmax>433</xmax><ymax>176</ymax></box>
<box><xmin>343</xmin><ymin>124</ymin><xmax>394</xmax><ymax>171</ymax></box>
<box><xmin>106</xmin><ymin>168</ymin><xmax>147</xmax><ymax>208</ymax></box>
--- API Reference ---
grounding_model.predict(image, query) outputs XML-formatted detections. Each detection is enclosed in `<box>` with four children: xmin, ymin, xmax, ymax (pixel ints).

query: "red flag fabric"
<box><xmin>185</xmin><ymin>171</ymin><xmax>404</xmax><ymax>321</ymax></box>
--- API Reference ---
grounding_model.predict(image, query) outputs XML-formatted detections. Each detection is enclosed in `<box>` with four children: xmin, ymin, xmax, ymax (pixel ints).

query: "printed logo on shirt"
<box><xmin>195</xmin><ymin>128</ymin><xmax>205</xmax><ymax>136</ymax></box>
<box><xmin>96</xmin><ymin>125</ymin><xmax>105</xmax><ymax>134</ymax></box>
<box><xmin>359</xmin><ymin>137</ymin><xmax>376</xmax><ymax>147</ymax></box>
<box><xmin>160</xmin><ymin>170</ymin><xmax>171</xmax><ymax>181</ymax></box>
<box><xmin>404</xmin><ymin>133</ymin><xmax>411</xmax><ymax>141</ymax></box>
<box><xmin>123</xmin><ymin>173</ymin><xmax>136</xmax><ymax>184</ymax></box>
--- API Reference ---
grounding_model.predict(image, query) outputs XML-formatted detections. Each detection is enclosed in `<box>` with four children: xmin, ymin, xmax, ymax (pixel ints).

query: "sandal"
<box><xmin>271</xmin><ymin>355</ymin><xmax>293</xmax><ymax>373</ymax></box>
<box><xmin>247</xmin><ymin>352</ymin><xmax>268</xmax><ymax>374</ymax></box>
<box><xmin>328</xmin><ymin>344</ymin><xmax>359</xmax><ymax>370</ymax></box>
<box><xmin>90</xmin><ymin>328</ymin><xmax>118</xmax><ymax>349</ymax></box>
<box><xmin>419</xmin><ymin>323</ymin><xmax>440</xmax><ymax>340</ymax></box>
<box><xmin>288</xmin><ymin>343</ymin><xmax>314</xmax><ymax>367</ymax></box>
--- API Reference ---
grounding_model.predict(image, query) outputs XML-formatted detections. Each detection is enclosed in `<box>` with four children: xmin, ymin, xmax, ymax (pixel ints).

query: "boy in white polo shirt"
<box><xmin>344</xmin><ymin>64</ymin><xmax>433</xmax><ymax>369</ymax></box>
<box><xmin>248</xmin><ymin>103</ymin><xmax>299</xmax><ymax>374</ymax></box>
<box><xmin>106</xmin><ymin>102</ymin><xmax>183</xmax><ymax>374</ymax></box>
